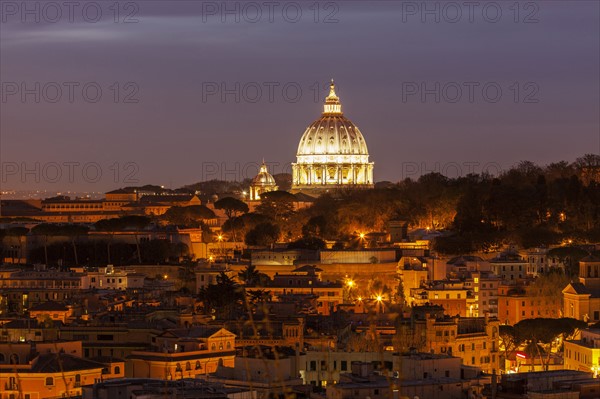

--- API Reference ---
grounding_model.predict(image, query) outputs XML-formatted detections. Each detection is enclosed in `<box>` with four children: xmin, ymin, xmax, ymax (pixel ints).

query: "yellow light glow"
<box><xmin>357</xmin><ymin>296</ymin><xmax>362</xmax><ymax>302</ymax></box>
<box><xmin>376</xmin><ymin>295</ymin><xmax>383</xmax><ymax>302</ymax></box>
<box><xmin>346</xmin><ymin>280</ymin><xmax>355</xmax><ymax>288</ymax></box>
<box><xmin>359</xmin><ymin>233</ymin><xmax>365</xmax><ymax>239</ymax></box>
<box><xmin>163</xmin><ymin>274</ymin><xmax>168</xmax><ymax>280</ymax></box>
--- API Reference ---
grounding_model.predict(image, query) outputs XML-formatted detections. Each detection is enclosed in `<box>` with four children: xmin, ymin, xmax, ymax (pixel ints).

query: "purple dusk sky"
<box><xmin>1</xmin><ymin>1</ymin><xmax>599</xmax><ymax>194</ymax></box>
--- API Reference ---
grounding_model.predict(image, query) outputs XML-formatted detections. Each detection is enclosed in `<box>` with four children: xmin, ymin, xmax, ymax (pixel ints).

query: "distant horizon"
<box><xmin>1</xmin><ymin>152</ymin><xmax>597</xmax><ymax>200</ymax></box>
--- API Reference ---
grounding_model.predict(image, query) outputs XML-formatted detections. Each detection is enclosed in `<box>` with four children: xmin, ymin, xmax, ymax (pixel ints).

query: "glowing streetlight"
<box><xmin>359</xmin><ymin>233</ymin><xmax>365</xmax><ymax>239</ymax></box>
<box><xmin>163</xmin><ymin>274</ymin><xmax>168</xmax><ymax>280</ymax></box>
<box><xmin>375</xmin><ymin>294</ymin><xmax>384</xmax><ymax>314</ymax></box>
<box><xmin>346</xmin><ymin>279</ymin><xmax>355</xmax><ymax>289</ymax></box>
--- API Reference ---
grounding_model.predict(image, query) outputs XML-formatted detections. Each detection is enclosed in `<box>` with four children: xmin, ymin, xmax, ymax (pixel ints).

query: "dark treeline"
<box><xmin>225</xmin><ymin>155</ymin><xmax>600</xmax><ymax>253</ymax></box>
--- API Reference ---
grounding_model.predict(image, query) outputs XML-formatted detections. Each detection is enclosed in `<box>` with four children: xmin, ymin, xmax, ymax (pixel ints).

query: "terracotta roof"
<box><xmin>447</xmin><ymin>255</ymin><xmax>485</xmax><ymax>265</ymax></box>
<box><xmin>32</xmin><ymin>353</ymin><xmax>106</xmax><ymax>372</ymax></box>
<box><xmin>566</xmin><ymin>282</ymin><xmax>600</xmax><ymax>297</ymax></box>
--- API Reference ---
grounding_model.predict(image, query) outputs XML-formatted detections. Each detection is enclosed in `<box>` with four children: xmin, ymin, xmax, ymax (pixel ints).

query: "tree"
<box><xmin>547</xmin><ymin>246</ymin><xmax>589</xmax><ymax>277</ymax></box>
<box><xmin>238</xmin><ymin>264</ymin><xmax>260</xmax><ymax>286</ymax></box>
<box><xmin>499</xmin><ymin>325</ymin><xmax>522</xmax><ymax>362</ymax></box>
<box><xmin>118</xmin><ymin>215</ymin><xmax>151</xmax><ymax>263</ymax></box>
<box><xmin>162</xmin><ymin>205</ymin><xmax>215</xmax><ymax>227</ymax></box>
<box><xmin>287</xmin><ymin>236</ymin><xmax>326</xmax><ymax>250</ymax></box>
<box><xmin>245</xmin><ymin>222</ymin><xmax>280</xmax><ymax>247</ymax></box>
<box><xmin>60</xmin><ymin>224</ymin><xmax>90</xmax><ymax>265</ymax></box>
<box><xmin>31</xmin><ymin>224</ymin><xmax>61</xmax><ymax>266</ymax></box>
<box><xmin>94</xmin><ymin>218</ymin><xmax>126</xmax><ymax>264</ymax></box>
<box><xmin>514</xmin><ymin>318</ymin><xmax>587</xmax><ymax>371</ymax></box>
<box><xmin>574</xmin><ymin>154</ymin><xmax>600</xmax><ymax>185</ymax></box>
<box><xmin>6</xmin><ymin>227</ymin><xmax>29</xmax><ymax>263</ymax></box>
<box><xmin>256</xmin><ymin>191</ymin><xmax>297</xmax><ymax>223</ymax></box>
<box><xmin>214</xmin><ymin>197</ymin><xmax>249</xmax><ymax>243</ymax></box>
<box><xmin>198</xmin><ymin>272</ymin><xmax>244</xmax><ymax>319</ymax></box>
<box><xmin>238</xmin><ymin>264</ymin><xmax>270</xmax><ymax>286</ymax></box>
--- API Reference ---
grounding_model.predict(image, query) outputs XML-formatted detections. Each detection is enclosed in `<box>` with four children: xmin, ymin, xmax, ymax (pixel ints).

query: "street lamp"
<box><xmin>216</xmin><ymin>234</ymin><xmax>225</xmax><ymax>258</ymax></box>
<box><xmin>375</xmin><ymin>294</ymin><xmax>384</xmax><ymax>313</ymax></box>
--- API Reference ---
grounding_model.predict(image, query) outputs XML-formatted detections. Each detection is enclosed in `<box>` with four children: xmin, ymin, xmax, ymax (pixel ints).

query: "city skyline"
<box><xmin>1</xmin><ymin>1</ymin><xmax>599</xmax><ymax>193</ymax></box>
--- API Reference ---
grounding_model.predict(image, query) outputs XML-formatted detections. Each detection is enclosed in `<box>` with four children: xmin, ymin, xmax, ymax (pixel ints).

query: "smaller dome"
<box><xmin>252</xmin><ymin>162</ymin><xmax>276</xmax><ymax>186</ymax></box>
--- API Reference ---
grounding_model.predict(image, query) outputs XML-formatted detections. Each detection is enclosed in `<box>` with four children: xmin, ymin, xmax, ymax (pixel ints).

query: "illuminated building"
<box><xmin>292</xmin><ymin>80</ymin><xmax>374</xmax><ymax>193</ymax></box>
<box><xmin>0</xmin><ymin>340</ymin><xmax>123</xmax><ymax>399</ymax></box>
<box><xmin>563</xmin><ymin>255</ymin><xmax>600</xmax><ymax>322</ymax></box>
<box><xmin>249</xmin><ymin>161</ymin><xmax>278</xmax><ymax>201</ymax></box>
<box><xmin>564</xmin><ymin>328</ymin><xmax>600</xmax><ymax>375</ymax></box>
<box><xmin>396</xmin><ymin>307</ymin><xmax>499</xmax><ymax>374</ymax></box>
<box><xmin>498</xmin><ymin>283</ymin><xmax>561</xmax><ymax>325</ymax></box>
<box><xmin>0</xmin><ymin>269</ymin><xmax>82</xmax><ymax>313</ymax></box>
<box><xmin>127</xmin><ymin>327</ymin><xmax>236</xmax><ymax>379</ymax></box>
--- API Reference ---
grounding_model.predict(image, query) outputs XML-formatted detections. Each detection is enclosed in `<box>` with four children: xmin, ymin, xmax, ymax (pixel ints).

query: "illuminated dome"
<box><xmin>249</xmin><ymin>161</ymin><xmax>278</xmax><ymax>201</ymax></box>
<box><xmin>292</xmin><ymin>80</ymin><xmax>374</xmax><ymax>193</ymax></box>
<box><xmin>252</xmin><ymin>162</ymin><xmax>276</xmax><ymax>186</ymax></box>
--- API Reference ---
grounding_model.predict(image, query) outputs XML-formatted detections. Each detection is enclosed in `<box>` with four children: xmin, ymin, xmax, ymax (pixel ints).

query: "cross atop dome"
<box><xmin>323</xmin><ymin>78</ymin><xmax>342</xmax><ymax>115</ymax></box>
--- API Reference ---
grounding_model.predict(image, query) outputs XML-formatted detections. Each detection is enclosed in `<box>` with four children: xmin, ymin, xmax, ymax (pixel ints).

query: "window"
<box><xmin>45</xmin><ymin>377</ymin><xmax>54</xmax><ymax>386</ymax></box>
<box><xmin>186</xmin><ymin>362</ymin><xmax>191</xmax><ymax>371</ymax></box>
<box><xmin>310</xmin><ymin>361</ymin><xmax>317</xmax><ymax>371</ymax></box>
<box><xmin>341</xmin><ymin>361</ymin><xmax>347</xmax><ymax>371</ymax></box>
<box><xmin>75</xmin><ymin>374</ymin><xmax>81</xmax><ymax>387</ymax></box>
<box><xmin>114</xmin><ymin>366</ymin><xmax>121</xmax><ymax>374</ymax></box>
